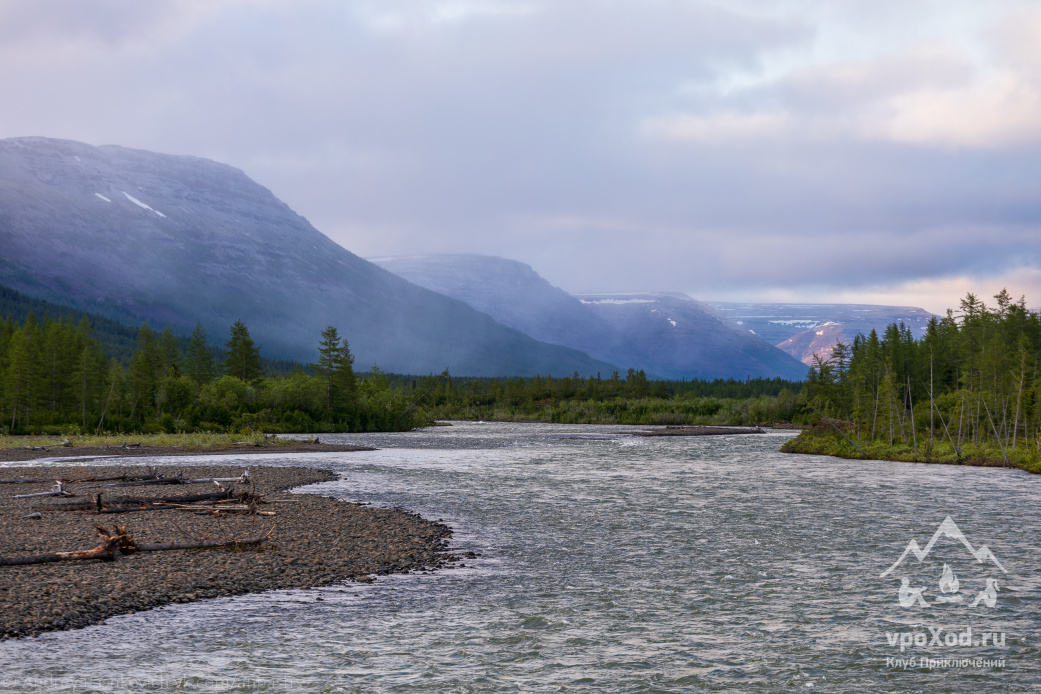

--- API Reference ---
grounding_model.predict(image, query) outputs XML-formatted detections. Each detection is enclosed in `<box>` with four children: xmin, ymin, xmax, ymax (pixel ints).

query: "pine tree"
<box><xmin>224</xmin><ymin>320</ymin><xmax>263</xmax><ymax>384</ymax></box>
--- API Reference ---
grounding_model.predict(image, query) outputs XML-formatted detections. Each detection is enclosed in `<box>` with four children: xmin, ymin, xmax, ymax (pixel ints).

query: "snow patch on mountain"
<box><xmin>123</xmin><ymin>192</ymin><xmax>165</xmax><ymax>217</ymax></box>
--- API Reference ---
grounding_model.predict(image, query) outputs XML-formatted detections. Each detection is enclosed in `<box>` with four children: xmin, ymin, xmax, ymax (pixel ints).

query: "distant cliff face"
<box><xmin>374</xmin><ymin>255</ymin><xmax>809</xmax><ymax>380</ymax></box>
<box><xmin>775</xmin><ymin>322</ymin><xmax>849</xmax><ymax>366</ymax></box>
<box><xmin>706</xmin><ymin>301</ymin><xmax>937</xmax><ymax>365</ymax></box>
<box><xmin>0</xmin><ymin>137</ymin><xmax>617</xmax><ymax>377</ymax></box>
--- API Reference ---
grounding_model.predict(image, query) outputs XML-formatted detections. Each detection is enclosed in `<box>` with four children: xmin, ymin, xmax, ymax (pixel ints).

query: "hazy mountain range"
<box><xmin>706</xmin><ymin>302</ymin><xmax>937</xmax><ymax>365</ymax></box>
<box><xmin>0</xmin><ymin>137</ymin><xmax>615</xmax><ymax>377</ymax></box>
<box><xmin>373</xmin><ymin>255</ymin><xmax>810</xmax><ymax>380</ymax></box>
<box><xmin>0</xmin><ymin>136</ymin><xmax>936</xmax><ymax>380</ymax></box>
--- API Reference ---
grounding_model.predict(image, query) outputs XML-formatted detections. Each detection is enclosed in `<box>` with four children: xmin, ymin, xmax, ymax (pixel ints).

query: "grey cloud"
<box><xmin>1</xmin><ymin>0</ymin><xmax>1039</xmax><ymax>308</ymax></box>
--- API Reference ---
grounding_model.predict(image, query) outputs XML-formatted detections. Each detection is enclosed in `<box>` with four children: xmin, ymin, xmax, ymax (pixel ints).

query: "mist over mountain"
<box><xmin>372</xmin><ymin>254</ymin><xmax>637</xmax><ymax>370</ymax></box>
<box><xmin>373</xmin><ymin>255</ymin><xmax>808</xmax><ymax>381</ymax></box>
<box><xmin>575</xmin><ymin>293</ymin><xmax>809</xmax><ymax>381</ymax></box>
<box><xmin>0</xmin><ymin>137</ymin><xmax>617</xmax><ymax>377</ymax></box>
<box><xmin>706</xmin><ymin>302</ymin><xmax>937</xmax><ymax>365</ymax></box>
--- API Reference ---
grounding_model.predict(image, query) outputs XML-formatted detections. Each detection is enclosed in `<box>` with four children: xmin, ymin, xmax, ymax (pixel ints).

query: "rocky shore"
<box><xmin>0</xmin><ymin>463</ymin><xmax>458</xmax><ymax>640</ymax></box>
<box><xmin>0</xmin><ymin>440</ymin><xmax>372</xmax><ymax>464</ymax></box>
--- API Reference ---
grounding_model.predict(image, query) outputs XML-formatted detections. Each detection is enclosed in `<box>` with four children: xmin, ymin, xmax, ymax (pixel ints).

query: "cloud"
<box><xmin>872</xmin><ymin>74</ymin><xmax>1041</xmax><ymax>148</ymax></box>
<box><xmin>717</xmin><ymin>267</ymin><xmax>1041</xmax><ymax>316</ymax></box>
<box><xmin>1</xmin><ymin>0</ymin><xmax>1040</xmax><ymax>313</ymax></box>
<box><xmin>641</xmin><ymin>111</ymin><xmax>790</xmax><ymax>144</ymax></box>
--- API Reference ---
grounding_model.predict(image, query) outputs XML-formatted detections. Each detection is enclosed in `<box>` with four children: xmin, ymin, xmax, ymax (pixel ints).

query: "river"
<box><xmin>0</xmin><ymin>422</ymin><xmax>1038</xmax><ymax>692</ymax></box>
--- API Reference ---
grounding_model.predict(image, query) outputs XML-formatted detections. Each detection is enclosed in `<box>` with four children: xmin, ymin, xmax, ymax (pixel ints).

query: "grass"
<box><xmin>781</xmin><ymin>422</ymin><xmax>1041</xmax><ymax>474</ymax></box>
<box><xmin>0</xmin><ymin>430</ymin><xmax>295</xmax><ymax>451</ymax></box>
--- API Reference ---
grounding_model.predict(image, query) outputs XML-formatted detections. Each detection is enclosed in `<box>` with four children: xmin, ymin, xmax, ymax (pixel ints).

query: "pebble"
<box><xmin>0</xmin><ymin>463</ymin><xmax>453</xmax><ymax>640</ymax></box>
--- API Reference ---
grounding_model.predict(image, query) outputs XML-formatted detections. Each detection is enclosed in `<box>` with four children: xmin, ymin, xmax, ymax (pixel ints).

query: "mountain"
<box><xmin>705</xmin><ymin>302</ymin><xmax>937</xmax><ymax>365</ymax></box>
<box><xmin>0</xmin><ymin>282</ymin><xmax>302</xmax><ymax>372</ymax></box>
<box><xmin>575</xmin><ymin>293</ymin><xmax>809</xmax><ymax>381</ymax></box>
<box><xmin>774</xmin><ymin>322</ymin><xmax>848</xmax><ymax>367</ymax></box>
<box><xmin>0</xmin><ymin>137</ymin><xmax>617</xmax><ymax>377</ymax></box>
<box><xmin>373</xmin><ymin>255</ymin><xmax>808</xmax><ymax>380</ymax></box>
<box><xmin>371</xmin><ymin>254</ymin><xmax>636</xmax><ymax>370</ymax></box>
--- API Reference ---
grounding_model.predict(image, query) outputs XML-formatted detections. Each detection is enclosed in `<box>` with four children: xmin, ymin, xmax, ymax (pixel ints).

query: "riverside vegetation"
<box><xmin>408</xmin><ymin>370</ymin><xmax>804</xmax><ymax>426</ymax></box>
<box><xmin>784</xmin><ymin>290</ymin><xmax>1041</xmax><ymax>474</ymax></box>
<box><xmin>1</xmin><ymin>305</ymin><xmax>808</xmax><ymax>439</ymax></box>
<box><xmin>0</xmin><ymin>314</ymin><xmax>424</xmax><ymax>436</ymax></box>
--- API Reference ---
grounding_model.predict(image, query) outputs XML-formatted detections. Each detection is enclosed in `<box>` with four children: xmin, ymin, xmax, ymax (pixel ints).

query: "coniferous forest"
<box><xmin>410</xmin><ymin>371</ymin><xmax>802</xmax><ymax>426</ymax></box>
<box><xmin>786</xmin><ymin>290</ymin><xmax>1041</xmax><ymax>473</ymax></box>
<box><xmin>0</xmin><ymin>314</ymin><xmax>422</xmax><ymax>435</ymax></box>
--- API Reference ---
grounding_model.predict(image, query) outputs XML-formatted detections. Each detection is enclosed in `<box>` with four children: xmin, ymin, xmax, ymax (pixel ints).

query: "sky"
<box><xmin>2</xmin><ymin>0</ymin><xmax>1040</xmax><ymax>315</ymax></box>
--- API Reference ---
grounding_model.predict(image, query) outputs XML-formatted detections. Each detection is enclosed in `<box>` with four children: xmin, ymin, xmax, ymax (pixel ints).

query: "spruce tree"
<box><xmin>158</xmin><ymin>327</ymin><xmax>181</xmax><ymax>378</ymax></box>
<box><xmin>184</xmin><ymin>323</ymin><xmax>216</xmax><ymax>388</ymax></box>
<box><xmin>129</xmin><ymin>324</ymin><xmax>160</xmax><ymax>421</ymax></box>
<box><xmin>312</xmin><ymin>326</ymin><xmax>356</xmax><ymax>414</ymax></box>
<box><xmin>224</xmin><ymin>320</ymin><xmax>263</xmax><ymax>384</ymax></box>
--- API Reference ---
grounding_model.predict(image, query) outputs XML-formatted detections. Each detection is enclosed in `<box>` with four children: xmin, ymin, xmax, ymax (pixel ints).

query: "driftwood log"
<box><xmin>90</xmin><ymin>469</ymin><xmax>250</xmax><ymax>489</ymax></box>
<box><xmin>13</xmin><ymin>481</ymin><xmax>76</xmax><ymax>499</ymax></box>
<box><xmin>0</xmin><ymin>525</ymin><xmax>269</xmax><ymax>567</ymax></box>
<box><xmin>1</xmin><ymin>474</ymin><xmax>170</xmax><ymax>485</ymax></box>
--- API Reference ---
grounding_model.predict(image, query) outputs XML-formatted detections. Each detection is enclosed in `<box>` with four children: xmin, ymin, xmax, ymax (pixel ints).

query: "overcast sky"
<box><xmin>3</xmin><ymin>0</ymin><xmax>1040</xmax><ymax>314</ymax></box>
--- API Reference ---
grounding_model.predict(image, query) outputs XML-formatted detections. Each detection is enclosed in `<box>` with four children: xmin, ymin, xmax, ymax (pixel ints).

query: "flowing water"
<box><xmin>0</xmin><ymin>422</ymin><xmax>1038</xmax><ymax>693</ymax></box>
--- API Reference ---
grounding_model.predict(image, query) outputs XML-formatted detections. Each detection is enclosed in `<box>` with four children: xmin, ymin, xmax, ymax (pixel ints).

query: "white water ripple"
<box><xmin>0</xmin><ymin>422</ymin><xmax>1038</xmax><ymax>692</ymax></box>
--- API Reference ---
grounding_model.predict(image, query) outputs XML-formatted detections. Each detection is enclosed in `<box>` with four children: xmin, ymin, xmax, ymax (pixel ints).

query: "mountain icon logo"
<box><xmin>881</xmin><ymin>516</ymin><xmax>1006</xmax><ymax>609</ymax></box>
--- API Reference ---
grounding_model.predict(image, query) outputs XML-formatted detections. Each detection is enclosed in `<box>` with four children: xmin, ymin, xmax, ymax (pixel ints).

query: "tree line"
<box><xmin>798</xmin><ymin>290</ymin><xmax>1041</xmax><ymax>469</ymax></box>
<box><xmin>407</xmin><ymin>369</ymin><xmax>804</xmax><ymax>426</ymax></box>
<box><xmin>0</xmin><ymin>315</ymin><xmax>424</xmax><ymax>435</ymax></box>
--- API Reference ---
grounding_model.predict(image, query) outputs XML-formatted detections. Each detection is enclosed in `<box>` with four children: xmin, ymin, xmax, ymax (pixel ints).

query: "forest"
<box><xmin>405</xmin><ymin>370</ymin><xmax>803</xmax><ymax>426</ymax></box>
<box><xmin>0</xmin><ymin>300</ymin><xmax>808</xmax><ymax>435</ymax></box>
<box><xmin>787</xmin><ymin>290</ymin><xmax>1041</xmax><ymax>473</ymax></box>
<box><xmin>0</xmin><ymin>314</ymin><xmax>424</xmax><ymax>435</ymax></box>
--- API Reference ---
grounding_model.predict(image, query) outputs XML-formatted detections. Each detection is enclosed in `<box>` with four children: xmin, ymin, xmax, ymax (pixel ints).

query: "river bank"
<box><xmin>0</xmin><ymin>433</ymin><xmax>373</xmax><ymax>463</ymax></box>
<box><xmin>0</xmin><ymin>463</ymin><xmax>456</xmax><ymax>640</ymax></box>
<box><xmin>781</xmin><ymin>420</ymin><xmax>1041</xmax><ymax>474</ymax></box>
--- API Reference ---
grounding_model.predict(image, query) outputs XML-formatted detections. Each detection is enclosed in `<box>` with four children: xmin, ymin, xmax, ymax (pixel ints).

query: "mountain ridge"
<box><xmin>373</xmin><ymin>255</ymin><xmax>808</xmax><ymax>381</ymax></box>
<box><xmin>0</xmin><ymin>137</ymin><xmax>618</xmax><ymax>377</ymax></box>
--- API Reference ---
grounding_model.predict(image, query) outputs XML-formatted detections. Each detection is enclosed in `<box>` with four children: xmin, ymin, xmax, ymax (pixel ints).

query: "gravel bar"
<box><xmin>0</xmin><ymin>464</ymin><xmax>456</xmax><ymax>640</ymax></box>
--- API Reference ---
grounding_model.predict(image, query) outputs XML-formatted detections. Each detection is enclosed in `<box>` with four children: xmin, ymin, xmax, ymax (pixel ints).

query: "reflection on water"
<box><xmin>0</xmin><ymin>422</ymin><xmax>1038</xmax><ymax>692</ymax></box>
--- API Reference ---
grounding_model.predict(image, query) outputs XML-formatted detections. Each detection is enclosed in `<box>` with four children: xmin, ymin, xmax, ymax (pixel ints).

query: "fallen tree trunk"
<box><xmin>44</xmin><ymin>490</ymin><xmax>241</xmax><ymax>513</ymax></box>
<box><xmin>183</xmin><ymin>507</ymin><xmax>275</xmax><ymax>516</ymax></box>
<box><xmin>105</xmin><ymin>490</ymin><xmax>236</xmax><ymax>506</ymax></box>
<box><xmin>136</xmin><ymin>536</ymin><xmax>266</xmax><ymax>552</ymax></box>
<box><xmin>92</xmin><ymin>476</ymin><xmax>179</xmax><ymax>488</ymax></box>
<box><xmin>0</xmin><ymin>533</ymin><xmax>267</xmax><ymax>566</ymax></box>
<box><xmin>98</xmin><ymin>504</ymin><xmax>183</xmax><ymax>514</ymax></box>
<box><xmin>13</xmin><ymin>481</ymin><xmax>76</xmax><ymax>499</ymax></box>
<box><xmin>91</xmin><ymin>470</ymin><xmax>249</xmax><ymax>489</ymax></box>
<box><xmin>106</xmin><ymin>442</ymin><xmax>141</xmax><ymax>449</ymax></box>
<box><xmin>0</xmin><ymin>474</ymin><xmax>164</xmax><ymax>486</ymax></box>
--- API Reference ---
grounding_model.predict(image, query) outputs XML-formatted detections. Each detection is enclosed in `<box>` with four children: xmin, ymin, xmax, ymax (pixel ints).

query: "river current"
<box><xmin>0</xmin><ymin>422</ymin><xmax>1037</xmax><ymax>692</ymax></box>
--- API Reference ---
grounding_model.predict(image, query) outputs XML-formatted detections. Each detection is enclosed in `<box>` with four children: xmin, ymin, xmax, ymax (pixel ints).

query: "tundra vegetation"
<box><xmin>784</xmin><ymin>290</ymin><xmax>1041</xmax><ymax>474</ymax></box>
